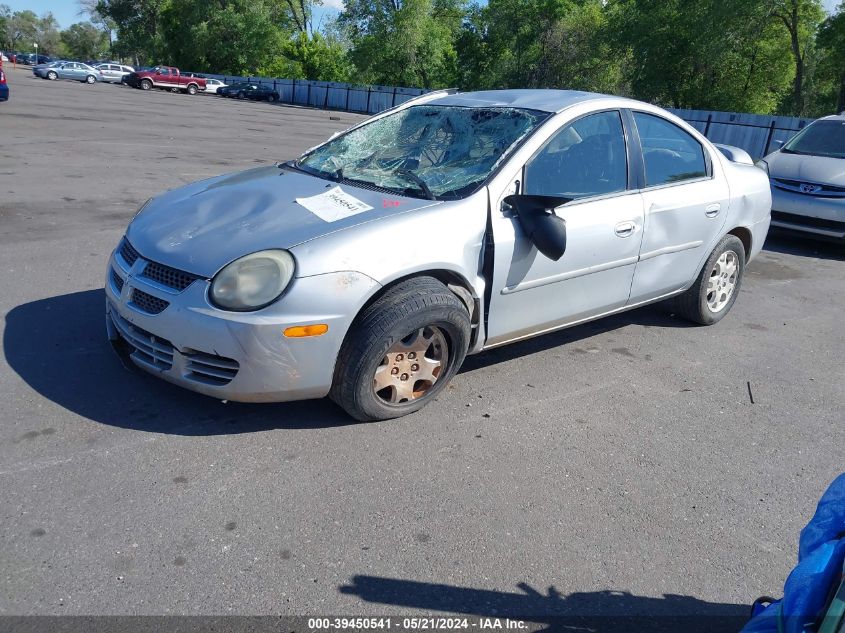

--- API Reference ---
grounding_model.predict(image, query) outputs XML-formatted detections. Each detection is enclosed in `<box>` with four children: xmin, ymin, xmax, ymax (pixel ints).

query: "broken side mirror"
<box><xmin>503</xmin><ymin>194</ymin><xmax>570</xmax><ymax>261</ymax></box>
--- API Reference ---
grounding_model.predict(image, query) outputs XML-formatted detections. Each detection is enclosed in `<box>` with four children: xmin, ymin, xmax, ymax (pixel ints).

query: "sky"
<box><xmin>3</xmin><ymin>0</ymin><xmax>840</xmax><ymax>30</ymax></box>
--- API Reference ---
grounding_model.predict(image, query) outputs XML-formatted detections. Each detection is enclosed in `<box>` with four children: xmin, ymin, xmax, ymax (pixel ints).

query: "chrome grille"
<box><xmin>119</xmin><ymin>239</ymin><xmax>140</xmax><ymax>267</ymax></box>
<box><xmin>141</xmin><ymin>261</ymin><xmax>201</xmax><ymax>292</ymax></box>
<box><xmin>772</xmin><ymin>178</ymin><xmax>845</xmax><ymax>197</ymax></box>
<box><xmin>185</xmin><ymin>351</ymin><xmax>240</xmax><ymax>386</ymax></box>
<box><xmin>111</xmin><ymin>268</ymin><xmax>124</xmax><ymax>293</ymax></box>
<box><xmin>110</xmin><ymin>310</ymin><xmax>174</xmax><ymax>370</ymax></box>
<box><xmin>130</xmin><ymin>289</ymin><xmax>170</xmax><ymax>315</ymax></box>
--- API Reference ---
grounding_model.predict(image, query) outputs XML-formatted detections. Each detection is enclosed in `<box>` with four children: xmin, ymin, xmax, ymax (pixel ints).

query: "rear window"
<box><xmin>783</xmin><ymin>120</ymin><xmax>845</xmax><ymax>159</ymax></box>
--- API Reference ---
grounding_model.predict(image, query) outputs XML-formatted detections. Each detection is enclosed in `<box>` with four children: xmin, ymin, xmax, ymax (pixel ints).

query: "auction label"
<box><xmin>295</xmin><ymin>186</ymin><xmax>374</xmax><ymax>222</ymax></box>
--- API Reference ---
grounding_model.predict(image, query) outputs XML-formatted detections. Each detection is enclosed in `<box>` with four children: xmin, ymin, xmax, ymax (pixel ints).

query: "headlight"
<box><xmin>210</xmin><ymin>250</ymin><xmax>295</xmax><ymax>311</ymax></box>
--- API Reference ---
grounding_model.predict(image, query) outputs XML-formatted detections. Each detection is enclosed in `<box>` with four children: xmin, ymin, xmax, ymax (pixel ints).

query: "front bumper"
<box><xmin>105</xmin><ymin>246</ymin><xmax>380</xmax><ymax>403</ymax></box>
<box><xmin>770</xmin><ymin>186</ymin><xmax>845</xmax><ymax>240</ymax></box>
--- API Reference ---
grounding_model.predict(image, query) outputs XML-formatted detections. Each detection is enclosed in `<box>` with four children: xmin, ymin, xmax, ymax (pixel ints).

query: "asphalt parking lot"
<box><xmin>1</xmin><ymin>65</ymin><xmax>843</xmax><ymax>626</ymax></box>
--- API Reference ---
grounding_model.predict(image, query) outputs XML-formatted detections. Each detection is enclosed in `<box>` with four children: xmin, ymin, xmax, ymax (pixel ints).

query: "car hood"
<box><xmin>126</xmin><ymin>166</ymin><xmax>441</xmax><ymax>278</ymax></box>
<box><xmin>764</xmin><ymin>151</ymin><xmax>845</xmax><ymax>186</ymax></box>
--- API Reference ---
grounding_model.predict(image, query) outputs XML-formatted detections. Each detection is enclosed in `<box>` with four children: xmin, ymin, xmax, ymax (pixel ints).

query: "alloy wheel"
<box><xmin>373</xmin><ymin>326</ymin><xmax>448</xmax><ymax>405</ymax></box>
<box><xmin>706</xmin><ymin>250</ymin><xmax>739</xmax><ymax>313</ymax></box>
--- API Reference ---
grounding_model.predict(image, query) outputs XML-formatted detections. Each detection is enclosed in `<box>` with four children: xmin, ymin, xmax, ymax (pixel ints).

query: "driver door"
<box><xmin>485</xmin><ymin>110</ymin><xmax>645</xmax><ymax>347</ymax></box>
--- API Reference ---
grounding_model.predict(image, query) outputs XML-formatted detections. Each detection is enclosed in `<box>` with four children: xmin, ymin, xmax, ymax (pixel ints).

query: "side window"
<box><xmin>633</xmin><ymin>112</ymin><xmax>707</xmax><ymax>187</ymax></box>
<box><xmin>525</xmin><ymin>110</ymin><xmax>628</xmax><ymax>199</ymax></box>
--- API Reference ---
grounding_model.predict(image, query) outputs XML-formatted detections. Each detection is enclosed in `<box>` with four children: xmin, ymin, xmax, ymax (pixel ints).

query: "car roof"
<box><xmin>816</xmin><ymin>114</ymin><xmax>845</xmax><ymax>122</ymax></box>
<box><xmin>428</xmin><ymin>89</ymin><xmax>640</xmax><ymax>114</ymax></box>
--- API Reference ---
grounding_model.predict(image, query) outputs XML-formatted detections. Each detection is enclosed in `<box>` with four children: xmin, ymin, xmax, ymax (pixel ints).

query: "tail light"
<box><xmin>0</xmin><ymin>70</ymin><xmax>6</xmax><ymax>84</ymax></box>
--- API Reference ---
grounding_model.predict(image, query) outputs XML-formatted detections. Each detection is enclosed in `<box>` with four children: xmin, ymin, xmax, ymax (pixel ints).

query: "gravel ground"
<box><xmin>1</xmin><ymin>65</ymin><xmax>843</xmax><ymax>627</ymax></box>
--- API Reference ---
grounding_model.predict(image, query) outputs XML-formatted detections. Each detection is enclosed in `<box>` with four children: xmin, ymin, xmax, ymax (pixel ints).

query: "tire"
<box><xmin>267</xmin><ymin>93</ymin><xmax>277</xmax><ymax>102</ymax></box>
<box><xmin>236</xmin><ymin>91</ymin><xmax>246</xmax><ymax>100</ymax></box>
<box><xmin>186</xmin><ymin>84</ymin><xmax>197</xmax><ymax>95</ymax></box>
<box><xmin>47</xmin><ymin>71</ymin><xmax>57</xmax><ymax>80</ymax></box>
<box><xmin>331</xmin><ymin>277</ymin><xmax>471</xmax><ymax>421</ymax></box>
<box><xmin>672</xmin><ymin>234</ymin><xmax>746</xmax><ymax>325</ymax></box>
<box><xmin>140</xmin><ymin>79</ymin><xmax>152</xmax><ymax>91</ymax></box>
<box><xmin>85</xmin><ymin>75</ymin><xmax>96</xmax><ymax>84</ymax></box>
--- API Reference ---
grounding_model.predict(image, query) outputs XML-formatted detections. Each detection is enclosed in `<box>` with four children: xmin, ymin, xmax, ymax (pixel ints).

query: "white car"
<box><xmin>203</xmin><ymin>78</ymin><xmax>227</xmax><ymax>94</ymax></box>
<box><xmin>95</xmin><ymin>63</ymin><xmax>135</xmax><ymax>83</ymax></box>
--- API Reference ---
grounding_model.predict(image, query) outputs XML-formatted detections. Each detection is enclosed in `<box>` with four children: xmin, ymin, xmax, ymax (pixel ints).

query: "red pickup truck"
<box><xmin>125</xmin><ymin>66</ymin><xmax>206</xmax><ymax>95</ymax></box>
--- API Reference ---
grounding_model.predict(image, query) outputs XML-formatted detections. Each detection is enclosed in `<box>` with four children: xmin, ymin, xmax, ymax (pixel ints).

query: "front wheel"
<box><xmin>331</xmin><ymin>277</ymin><xmax>471</xmax><ymax>421</ymax></box>
<box><xmin>47</xmin><ymin>71</ymin><xmax>57</xmax><ymax>80</ymax></box>
<box><xmin>672</xmin><ymin>234</ymin><xmax>746</xmax><ymax>325</ymax></box>
<box><xmin>85</xmin><ymin>75</ymin><xmax>96</xmax><ymax>84</ymax></box>
<box><xmin>267</xmin><ymin>93</ymin><xmax>277</xmax><ymax>102</ymax></box>
<box><xmin>140</xmin><ymin>79</ymin><xmax>152</xmax><ymax>91</ymax></box>
<box><xmin>236</xmin><ymin>91</ymin><xmax>246</xmax><ymax>100</ymax></box>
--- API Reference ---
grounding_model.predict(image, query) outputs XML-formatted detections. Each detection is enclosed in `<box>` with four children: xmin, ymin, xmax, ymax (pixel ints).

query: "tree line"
<box><xmin>3</xmin><ymin>0</ymin><xmax>844</xmax><ymax>117</ymax></box>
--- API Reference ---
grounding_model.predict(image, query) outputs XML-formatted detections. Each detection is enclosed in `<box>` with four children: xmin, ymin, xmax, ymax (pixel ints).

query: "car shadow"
<box><xmin>3</xmin><ymin>289</ymin><xmax>355</xmax><ymax>435</ymax></box>
<box><xmin>461</xmin><ymin>303</ymin><xmax>693</xmax><ymax>374</ymax></box>
<box><xmin>763</xmin><ymin>229</ymin><xmax>845</xmax><ymax>262</ymax></box>
<box><xmin>339</xmin><ymin>575</ymin><xmax>749</xmax><ymax>633</ymax></box>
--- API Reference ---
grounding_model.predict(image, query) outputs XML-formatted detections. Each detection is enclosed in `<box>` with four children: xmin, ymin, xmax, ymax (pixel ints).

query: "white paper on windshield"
<box><xmin>295</xmin><ymin>186</ymin><xmax>373</xmax><ymax>222</ymax></box>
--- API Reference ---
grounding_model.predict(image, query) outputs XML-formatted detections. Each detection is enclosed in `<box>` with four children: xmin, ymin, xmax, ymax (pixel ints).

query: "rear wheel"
<box><xmin>140</xmin><ymin>79</ymin><xmax>152</xmax><ymax>91</ymax></box>
<box><xmin>331</xmin><ymin>277</ymin><xmax>471</xmax><ymax>421</ymax></box>
<box><xmin>47</xmin><ymin>70</ymin><xmax>57</xmax><ymax>80</ymax></box>
<box><xmin>236</xmin><ymin>91</ymin><xmax>246</xmax><ymax>100</ymax></box>
<box><xmin>186</xmin><ymin>83</ymin><xmax>197</xmax><ymax>95</ymax></box>
<box><xmin>672</xmin><ymin>234</ymin><xmax>746</xmax><ymax>325</ymax></box>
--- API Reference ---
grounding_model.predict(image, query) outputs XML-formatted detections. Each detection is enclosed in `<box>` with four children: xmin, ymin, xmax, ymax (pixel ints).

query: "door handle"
<box><xmin>614</xmin><ymin>221</ymin><xmax>636</xmax><ymax>238</ymax></box>
<box><xmin>705</xmin><ymin>203</ymin><xmax>721</xmax><ymax>218</ymax></box>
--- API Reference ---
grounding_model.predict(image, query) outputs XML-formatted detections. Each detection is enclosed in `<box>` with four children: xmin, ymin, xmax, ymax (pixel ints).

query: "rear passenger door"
<box><xmin>627</xmin><ymin>111</ymin><xmax>730</xmax><ymax>303</ymax></box>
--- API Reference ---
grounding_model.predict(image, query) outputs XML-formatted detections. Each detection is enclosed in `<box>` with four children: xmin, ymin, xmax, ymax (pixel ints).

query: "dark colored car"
<box><xmin>218</xmin><ymin>82</ymin><xmax>279</xmax><ymax>102</ymax></box>
<box><xmin>0</xmin><ymin>69</ymin><xmax>8</xmax><ymax>102</ymax></box>
<box><xmin>17</xmin><ymin>53</ymin><xmax>51</xmax><ymax>65</ymax></box>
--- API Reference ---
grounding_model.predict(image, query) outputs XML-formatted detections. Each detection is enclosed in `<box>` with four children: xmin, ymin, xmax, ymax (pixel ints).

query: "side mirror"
<box><xmin>503</xmin><ymin>194</ymin><xmax>570</xmax><ymax>261</ymax></box>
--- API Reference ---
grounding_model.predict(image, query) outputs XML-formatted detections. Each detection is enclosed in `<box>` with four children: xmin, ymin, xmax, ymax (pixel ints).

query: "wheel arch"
<box><xmin>351</xmin><ymin>269</ymin><xmax>481</xmax><ymax>349</ymax></box>
<box><xmin>727</xmin><ymin>226</ymin><xmax>752</xmax><ymax>262</ymax></box>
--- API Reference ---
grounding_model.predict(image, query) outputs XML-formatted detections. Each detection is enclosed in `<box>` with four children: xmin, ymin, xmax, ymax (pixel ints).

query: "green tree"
<box><xmin>95</xmin><ymin>0</ymin><xmax>167</xmax><ymax>65</ymax></box>
<box><xmin>4</xmin><ymin>9</ymin><xmax>39</xmax><ymax>51</ymax></box>
<box><xmin>277</xmin><ymin>31</ymin><xmax>352</xmax><ymax>81</ymax></box>
<box><xmin>61</xmin><ymin>21</ymin><xmax>108</xmax><ymax>59</ymax></box>
<box><xmin>458</xmin><ymin>0</ymin><xmax>626</xmax><ymax>93</ymax></box>
<box><xmin>606</xmin><ymin>0</ymin><xmax>796</xmax><ymax>113</ymax></box>
<box><xmin>814</xmin><ymin>2</ymin><xmax>845</xmax><ymax>114</ymax></box>
<box><xmin>158</xmin><ymin>0</ymin><xmax>286</xmax><ymax>74</ymax></box>
<box><xmin>770</xmin><ymin>0</ymin><xmax>826</xmax><ymax>115</ymax></box>
<box><xmin>340</xmin><ymin>0</ymin><xmax>465</xmax><ymax>88</ymax></box>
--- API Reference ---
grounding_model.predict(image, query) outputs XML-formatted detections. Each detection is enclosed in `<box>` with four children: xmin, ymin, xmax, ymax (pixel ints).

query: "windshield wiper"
<box><xmin>395</xmin><ymin>169</ymin><xmax>436</xmax><ymax>200</ymax></box>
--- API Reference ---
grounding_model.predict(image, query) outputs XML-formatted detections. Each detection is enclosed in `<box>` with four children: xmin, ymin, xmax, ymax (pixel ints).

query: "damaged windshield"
<box><xmin>296</xmin><ymin>105</ymin><xmax>548</xmax><ymax>200</ymax></box>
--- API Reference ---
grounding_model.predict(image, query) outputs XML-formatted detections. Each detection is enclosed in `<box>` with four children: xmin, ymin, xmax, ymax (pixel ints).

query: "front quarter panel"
<box><xmin>290</xmin><ymin>189</ymin><xmax>488</xmax><ymax>325</ymax></box>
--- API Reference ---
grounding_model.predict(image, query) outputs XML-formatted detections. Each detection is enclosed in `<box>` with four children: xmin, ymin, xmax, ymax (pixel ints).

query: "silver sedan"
<box><xmin>35</xmin><ymin>61</ymin><xmax>102</xmax><ymax>83</ymax></box>
<box><xmin>758</xmin><ymin>114</ymin><xmax>845</xmax><ymax>241</ymax></box>
<box><xmin>105</xmin><ymin>89</ymin><xmax>771</xmax><ymax>421</ymax></box>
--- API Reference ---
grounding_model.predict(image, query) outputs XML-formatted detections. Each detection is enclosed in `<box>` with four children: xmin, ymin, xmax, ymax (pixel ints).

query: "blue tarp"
<box><xmin>742</xmin><ymin>473</ymin><xmax>845</xmax><ymax>633</ymax></box>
